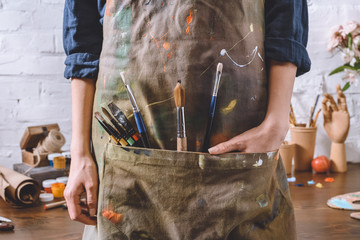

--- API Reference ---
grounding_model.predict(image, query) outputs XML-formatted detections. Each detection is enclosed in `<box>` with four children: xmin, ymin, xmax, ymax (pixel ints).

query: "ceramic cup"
<box><xmin>290</xmin><ymin>126</ymin><xmax>317</xmax><ymax>171</ymax></box>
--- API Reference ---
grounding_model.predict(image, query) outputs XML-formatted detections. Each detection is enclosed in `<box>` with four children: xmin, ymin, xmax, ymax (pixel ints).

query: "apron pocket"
<box><xmin>97</xmin><ymin>143</ymin><xmax>294</xmax><ymax>240</ymax></box>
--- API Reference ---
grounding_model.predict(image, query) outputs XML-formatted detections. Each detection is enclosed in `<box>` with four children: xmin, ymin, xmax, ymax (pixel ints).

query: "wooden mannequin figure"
<box><xmin>322</xmin><ymin>84</ymin><xmax>350</xmax><ymax>172</ymax></box>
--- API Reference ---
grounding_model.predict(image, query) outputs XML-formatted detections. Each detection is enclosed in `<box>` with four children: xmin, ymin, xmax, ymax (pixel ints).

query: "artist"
<box><xmin>63</xmin><ymin>0</ymin><xmax>310</xmax><ymax>239</ymax></box>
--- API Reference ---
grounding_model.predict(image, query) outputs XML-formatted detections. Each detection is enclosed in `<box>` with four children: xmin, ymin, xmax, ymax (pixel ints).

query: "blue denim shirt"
<box><xmin>63</xmin><ymin>0</ymin><xmax>311</xmax><ymax>79</ymax></box>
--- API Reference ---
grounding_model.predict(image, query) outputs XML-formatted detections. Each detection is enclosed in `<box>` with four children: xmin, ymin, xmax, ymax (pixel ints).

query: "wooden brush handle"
<box><xmin>177</xmin><ymin>137</ymin><xmax>187</xmax><ymax>152</ymax></box>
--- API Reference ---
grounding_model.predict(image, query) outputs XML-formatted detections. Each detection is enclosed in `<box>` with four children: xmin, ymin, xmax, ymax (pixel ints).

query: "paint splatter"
<box><xmin>102</xmin><ymin>209</ymin><xmax>124</xmax><ymax>224</ymax></box>
<box><xmin>296</xmin><ymin>184</ymin><xmax>304</xmax><ymax>187</ymax></box>
<box><xmin>105</xmin><ymin>0</ymin><xmax>115</xmax><ymax>16</ymax></box>
<box><xmin>145</xmin><ymin>0</ymin><xmax>152</xmax><ymax>5</ymax></box>
<box><xmin>287</xmin><ymin>177</ymin><xmax>296</xmax><ymax>182</ymax></box>
<box><xmin>328</xmin><ymin>199</ymin><xmax>354</xmax><ymax>210</ymax></box>
<box><xmin>221</xmin><ymin>99</ymin><xmax>237</xmax><ymax>114</ymax></box>
<box><xmin>256</xmin><ymin>194</ymin><xmax>268</xmax><ymax>208</ymax></box>
<box><xmin>186</xmin><ymin>9</ymin><xmax>193</xmax><ymax>35</ymax></box>
<box><xmin>315</xmin><ymin>183</ymin><xmax>323</xmax><ymax>188</ymax></box>
<box><xmin>307</xmin><ymin>180</ymin><xmax>315</xmax><ymax>185</ymax></box>
<box><xmin>324</xmin><ymin>177</ymin><xmax>335</xmax><ymax>183</ymax></box>
<box><xmin>250</xmin><ymin>23</ymin><xmax>254</xmax><ymax>32</ymax></box>
<box><xmin>163</xmin><ymin>42</ymin><xmax>170</xmax><ymax>50</ymax></box>
<box><xmin>253</xmin><ymin>158</ymin><xmax>263</xmax><ymax>167</ymax></box>
<box><xmin>220</xmin><ymin>46</ymin><xmax>258</xmax><ymax>68</ymax></box>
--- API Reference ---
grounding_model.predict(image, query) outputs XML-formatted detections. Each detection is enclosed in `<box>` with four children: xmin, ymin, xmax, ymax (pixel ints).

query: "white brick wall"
<box><xmin>0</xmin><ymin>0</ymin><xmax>359</xmax><ymax>169</ymax></box>
<box><xmin>291</xmin><ymin>0</ymin><xmax>360</xmax><ymax>163</ymax></box>
<box><xmin>0</xmin><ymin>0</ymin><xmax>71</xmax><ymax>169</ymax></box>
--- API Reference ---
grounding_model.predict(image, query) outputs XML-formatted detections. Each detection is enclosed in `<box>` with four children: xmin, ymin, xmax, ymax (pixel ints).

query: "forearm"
<box><xmin>263</xmin><ymin>60</ymin><xmax>297</xmax><ymax>135</ymax></box>
<box><xmin>71</xmin><ymin>78</ymin><xmax>96</xmax><ymax>156</ymax></box>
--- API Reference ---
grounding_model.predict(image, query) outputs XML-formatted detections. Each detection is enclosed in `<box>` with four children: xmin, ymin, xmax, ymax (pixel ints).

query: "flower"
<box><xmin>343</xmin><ymin>69</ymin><xmax>359</xmax><ymax>86</ymax></box>
<box><xmin>343</xmin><ymin>21</ymin><xmax>359</xmax><ymax>35</ymax></box>
<box><xmin>329</xmin><ymin>21</ymin><xmax>360</xmax><ymax>91</ymax></box>
<box><xmin>328</xmin><ymin>25</ymin><xmax>345</xmax><ymax>52</ymax></box>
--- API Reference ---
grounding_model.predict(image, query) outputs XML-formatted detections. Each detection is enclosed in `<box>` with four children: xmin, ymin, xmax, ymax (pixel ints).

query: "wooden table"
<box><xmin>0</xmin><ymin>198</ymin><xmax>84</xmax><ymax>240</ymax></box>
<box><xmin>1</xmin><ymin>164</ymin><xmax>359</xmax><ymax>240</ymax></box>
<box><xmin>290</xmin><ymin>163</ymin><xmax>360</xmax><ymax>240</ymax></box>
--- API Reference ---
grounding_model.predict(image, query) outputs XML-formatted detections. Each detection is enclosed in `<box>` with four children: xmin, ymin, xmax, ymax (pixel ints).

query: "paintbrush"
<box><xmin>94</xmin><ymin>112</ymin><xmax>128</xmax><ymax>146</ymax></box>
<box><xmin>108</xmin><ymin>102</ymin><xmax>143</xmax><ymax>147</ymax></box>
<box><xmin>174</xmin><ymin>80</ymin><xmax>187</xmax><ymax>151</ymax></box>
<box><xmin>290</xmin><ymin>104</ymin><xmax>297</xmax><ymax>126</ymax></box>
<box><xmin>120</xmin><ymin>72</ymin><xmax>150</xmax><ymax>148</ymax></box>
<box><xmin>312</xmin><ymin>109</ymin><xmax>322</xmax><ymax>127</ymax></box>
<box><xmin>102</xmin><ymin>107</ymin><xmax>136</xmax><ymax>146</ymax></box>
<box><xmin>202</xmin><ymin>62</ymin><xmax>223</xmax><ymax>152</ymax></box>
<box><xmin>307</xmin><ymin>94</ymin><xmax>320</xmax><ymax>127</ymax></box>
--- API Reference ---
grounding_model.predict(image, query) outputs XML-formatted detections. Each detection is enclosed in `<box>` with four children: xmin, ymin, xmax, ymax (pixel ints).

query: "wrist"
<box><xmin>261</xmin><ymin>116</ymin><xmax>289</xmax><ymax>140</ymax></box>
<box><xmin>70</xmin><ymin>140</ymin><xmax>92</xmax><ymax>157</ymax></box>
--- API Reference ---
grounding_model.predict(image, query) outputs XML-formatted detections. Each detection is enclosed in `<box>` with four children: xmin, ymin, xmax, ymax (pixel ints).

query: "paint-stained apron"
<box><xmin>88</xmin><ymin>0</ymin><xmax>296</xmax><ymax>239</ymax></box>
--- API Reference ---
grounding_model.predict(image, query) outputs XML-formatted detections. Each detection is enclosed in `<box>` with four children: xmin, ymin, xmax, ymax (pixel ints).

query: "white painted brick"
<box><xmin>0</xmin><ymin>77</ymin><xmax>40</xmax><ymax>101</ymax></box>
<box><xmin>2</xmin><ymin>0</ymin><xmax>40</xmax><ymax>12</ymax></box>
<box><xmin>0</xmin><ymin>32</ymin><xmax>54</xmax><ymax>54</ymax></box>
<box><xmin>0</xmin><ymin>10</ymin><xmax>31</xmax><ymax>31</ymax></box>
<box><xmin>25</xmin><ymin>5</ymin><xmax>63</xmax><ymax>30</ymax></box>
<box><xmin>41</xmin><ymin>0</ymin><xmax>65</xmax><ymax>5</ymax></box>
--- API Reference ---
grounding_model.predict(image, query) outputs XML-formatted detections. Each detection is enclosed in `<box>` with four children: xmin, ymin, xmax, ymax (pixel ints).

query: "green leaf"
<box><xmin>329</xmin><ymin>65</ymin><xmax>353</xmax><ymax>75</ymax></box>
<box><xmin>342</xmin><ymin>82</ymin><xmax>351</xmax><ymax>92</ymax></box>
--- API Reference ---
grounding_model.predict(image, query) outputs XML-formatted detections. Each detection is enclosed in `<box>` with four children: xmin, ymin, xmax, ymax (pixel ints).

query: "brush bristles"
<box><xmin>94</xmin><ymin>112</ymin><xmax>105</xmax><ymax>122</ymax></box>
<box><xmin>174</xmin><ymin>80</ymin><xmax>185</xmax><ymax>107</ymax></box>
<box><xmin>120</xmin><ymin>72</ymin><xmax>126</xmax><ymax>84</ymax></box>
<box><xmin>101</xmin><ymin>107</ymin><xmax>113</xmax><ymax>121</ymax></box>
<box><xmin>217</xmin><ymin>63</ymin><xmax>223</xmax><ymax>73</ymax></box>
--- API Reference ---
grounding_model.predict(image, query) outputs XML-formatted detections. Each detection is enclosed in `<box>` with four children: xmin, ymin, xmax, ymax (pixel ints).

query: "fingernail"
<box><xmin>89</xmin><ymin>208</ymin><xmax>96</xmax><ymax>216</ymax></box>
<box><xmin>208</xmin><ymin>147</ymin><xmax>216</xmax><ymax>154</ymax></box>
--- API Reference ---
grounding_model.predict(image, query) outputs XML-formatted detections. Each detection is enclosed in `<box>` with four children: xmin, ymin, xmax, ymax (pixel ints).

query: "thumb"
<box><xmin>86</xmin><ymin>183</ymin><xmax>98</xmax><ymax>217</ymax></box>
<box><xmin>208</xmin><ymin>137</ymin><xmax>244</xmax><ymax>154</ymax></box>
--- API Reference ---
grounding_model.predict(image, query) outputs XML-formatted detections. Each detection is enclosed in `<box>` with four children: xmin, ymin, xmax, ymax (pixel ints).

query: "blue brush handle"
<box><xmin>134</xmin><ymin>112</ymin><xmax>150</xmax><ymax>148</ymax></box>
<box><xmin>202</xmin><ymin>96</ymin><xmax>217</xmax><ymax>152</ymax></box>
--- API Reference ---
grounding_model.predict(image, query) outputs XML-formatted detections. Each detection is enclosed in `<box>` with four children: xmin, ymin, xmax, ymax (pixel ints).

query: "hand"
<box><xmin>322</xmin><ymin>84</ymin><xmax>350</xmax><ymax>143</ymax></box>
<box><xmin>208</xmin><ymin>120</ymin><xmax>288</xmax><ymax>154</ymax></box>
<box><xmin>64</xmin><ymin>152</ymin><xmax>98</xmax><ymax>225</ymax></box>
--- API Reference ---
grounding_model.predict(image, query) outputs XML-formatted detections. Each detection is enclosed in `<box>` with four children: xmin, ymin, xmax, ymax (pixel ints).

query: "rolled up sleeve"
<box><xmin>265</xmin><ymin>0</ymin><xmax>311</xmax><ymax>76</ymax></box>
<box><xmin>63</xmin><ymin>0</ymin><xmax>103</xmax><ymax>79</ymax></box>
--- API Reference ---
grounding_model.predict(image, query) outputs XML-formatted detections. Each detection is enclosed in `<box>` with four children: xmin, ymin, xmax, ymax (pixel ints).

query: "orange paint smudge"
<box><xmin>163</xmin><ymin>42</ymin><xmax>170</xmax><ymax>50</ymax></box>
<box><xmin>105</xmin><ymin>0</ymin><xmax>115</xmax><ymax>17</ymax></box>
<box><xmin>102</xmin><ymin>209</ymin><xmax>124</xmax><ymax>224</ymax></box>
<box><xmin>210</xmin><ymin>36</ymin><xmax>214</xmax><ymax>41</ymax></box>
<box><xmin>167</xmin><ymin>53</ymin><xmax>172</xmax><ymax>58</ymax></box>
<box><xmin>186</xmin><ymin>9</ymin><xmax>193</xmax><ymax>35</ymax></box>
<box><xmin>325</xmin><ymin>177</ymin><xmax>335</xmax><ymax>183</ymax></box>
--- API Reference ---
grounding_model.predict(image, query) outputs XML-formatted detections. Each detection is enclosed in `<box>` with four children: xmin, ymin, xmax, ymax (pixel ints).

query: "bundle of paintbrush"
<box><xmin>94</xmin><ymin>106</ymin><xmax>143</xmax><ymax>147</ymax></box>
<box><xmin>289</xmin><ymin>99</ymin><xmax>321</xmax><ymax>128</ymax></box>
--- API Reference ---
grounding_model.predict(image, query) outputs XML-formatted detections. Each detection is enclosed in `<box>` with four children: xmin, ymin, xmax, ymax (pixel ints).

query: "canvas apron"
<box><xmin>88</xmin><ymin>0</ymin><xmax>296</xmax><ymax>239</ymax></box>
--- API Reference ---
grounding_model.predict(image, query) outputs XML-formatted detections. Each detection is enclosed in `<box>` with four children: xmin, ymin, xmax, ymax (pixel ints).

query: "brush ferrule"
<box><xmin>212</xmin><ymin>71</ymin><xmax>222</xmax><ymax>96</ymax></box>
<box><xmin>125</xmin><ymin>85</ymin><xmax>140</xmax><ymax>111</ymax></box>
<box><xmin>177</xmin><ymin>107</ymin><xmax>186</xmax><ymax>138</ymax></box>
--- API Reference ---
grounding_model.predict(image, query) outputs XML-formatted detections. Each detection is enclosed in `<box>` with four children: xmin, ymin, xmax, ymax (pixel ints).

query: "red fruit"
<box><xmin>312</xmin><ymin>155</ymin><xmax>330</xmax><ymax>173</ymax></box>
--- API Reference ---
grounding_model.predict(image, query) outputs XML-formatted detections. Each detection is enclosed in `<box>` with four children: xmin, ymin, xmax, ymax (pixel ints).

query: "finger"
<box><xmin>64</xmin><ymin>187</ymin><xmax>97</xmax><ymax>225</ymax></box>
<box><xmin>325</xmin><ymin>93</ymin><xmax>338</xmax><ymax>111</ymax></box>
<box><xmin>336</xmin><ymin>85</ymin><xmax>348</xmax><ymax>112</ymax></box>
<box><xmin>322</xmin><ymin>97</ymin><xmax>331</xmax><ymax>122</ymax></box>
<box><xmin>208</xmin><ymin>137</ymin><xmax>245</xmax><ymax>154</ymax></box>
<box><xmin>85</xmin><ymin>182</ymin><xmax>98</xmax><ymax>217</ymax></box>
